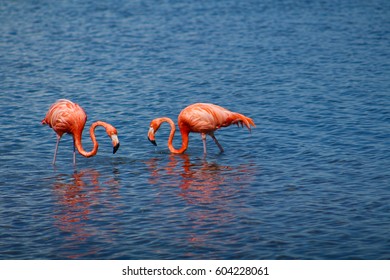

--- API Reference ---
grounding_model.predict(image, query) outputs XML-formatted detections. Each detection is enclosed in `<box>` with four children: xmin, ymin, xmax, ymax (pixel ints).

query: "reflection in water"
<box><xmin>147</xmin><ymin>154</ymin><xmax>256</xmax><ymax>203</ymax></box>
<box><xmin>146</xmin><ymin>154</ymin><xmax>256</xmax><ymax>257</ymax></box>
<box><xmin>51</xmin><ymin>168</ymin><xmax>121</xmax><ymax>259</ymax></box>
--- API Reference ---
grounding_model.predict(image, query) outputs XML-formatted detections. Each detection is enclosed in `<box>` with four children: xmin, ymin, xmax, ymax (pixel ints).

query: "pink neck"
<box><xmin>161</xmin><ymin>117</ymin><xmax>189</xmax><ymax>154</ymax></box>
<box><xmin>73</xmin><ymin>121</ymin><xmax>109</xmax><ymax>158</ymax></box>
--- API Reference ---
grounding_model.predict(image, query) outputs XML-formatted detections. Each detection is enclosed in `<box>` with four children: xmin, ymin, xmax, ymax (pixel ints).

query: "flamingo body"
<box><xmin>148</xmin><ymin>103</ymin><xmax>255</xmax><ymax>154</ymax></box>
<box><xmin>42</xmin><ymin>99</ymin><xmax>87</xmax><ymax>137</ymax></box>
<box><xmin>42</xmin><ymin>99</ymin><xmax>120</xmax><ymax>165</ymax></box>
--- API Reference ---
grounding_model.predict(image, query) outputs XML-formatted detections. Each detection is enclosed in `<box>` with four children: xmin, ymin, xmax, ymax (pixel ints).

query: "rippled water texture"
<box><xmin>1</xmin><ymin>0</ymin><xmax>389</xmax><ymax>259</ymax></box>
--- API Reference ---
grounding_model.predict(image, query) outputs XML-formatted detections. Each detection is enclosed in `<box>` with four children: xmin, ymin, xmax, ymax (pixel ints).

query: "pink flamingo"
<box><xmin>42</xmin><ymin>99</ymin><xmax>120</xmax><ymax>165</ymax></box>
<box><xmin>148</xmin><ymin>103</ymin><xmax>255</xmax><ymax>154</ymax></box>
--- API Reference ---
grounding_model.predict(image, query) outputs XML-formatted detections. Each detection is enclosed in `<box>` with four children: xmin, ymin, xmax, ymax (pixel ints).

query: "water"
<box><xmin>1</xmin><ymin>0</ymin><xmax>389</xmax><ymax>259</ymax></box>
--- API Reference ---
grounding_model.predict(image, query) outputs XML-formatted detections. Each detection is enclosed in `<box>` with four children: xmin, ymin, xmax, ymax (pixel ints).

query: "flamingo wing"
<box><xmin>178</xmin><ymin>103</ymin><xmax>255</xmax><ymax>133</ymax></box>
<box><xmin>42</xmin><ymin>99</ymin><xmax>87</xmax><ymax>136</ymax></box>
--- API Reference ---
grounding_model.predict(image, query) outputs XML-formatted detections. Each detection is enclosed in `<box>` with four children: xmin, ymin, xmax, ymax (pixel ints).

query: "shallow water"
<box><xmin>0</xmin><ymin>0</ymin><xmax>389</xmax><ymax>259</ymax></box>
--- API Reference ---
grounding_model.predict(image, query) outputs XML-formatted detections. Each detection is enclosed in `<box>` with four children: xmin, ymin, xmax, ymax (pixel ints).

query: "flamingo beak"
<box><xmin>148</xmin><ymin>127</ymin><xmax>157</xmax><ymax>146</ymax></box>
<box><xmin>111</xmin><ymin>134</ymin><xmax>120</xmax><ymax>154</ymax></box>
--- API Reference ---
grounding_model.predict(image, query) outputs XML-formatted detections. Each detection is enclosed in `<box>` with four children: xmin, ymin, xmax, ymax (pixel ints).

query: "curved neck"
<box><xmin>73</xmin><ymin>121</ymin><xmax>109</xmax><ymax>158</ymax></box>
<box><xmin>161</xmin><ymin>117</ymin><xmax>189</xmax><ymax>154</ymax></box>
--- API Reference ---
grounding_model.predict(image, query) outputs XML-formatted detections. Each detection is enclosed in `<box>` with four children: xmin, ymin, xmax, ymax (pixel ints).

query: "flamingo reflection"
<box><xmin>147</xmin><ymin>154</ymin><xmax>255</xmax><ymax>204</ymax></box>
<box><xmin>52</xmin><ymin>168</ymin><xmax>121</xmax><ymax>258</ymax></box>
<box><xmin>145</xmin><ymin>154</ymin><xmax>256</xmax><ymax>254</ymax></box>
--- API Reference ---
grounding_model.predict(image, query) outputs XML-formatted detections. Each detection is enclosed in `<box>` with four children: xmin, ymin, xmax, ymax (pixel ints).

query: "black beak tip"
<box><xmin>113</xmin><ymin>143</ymin><xmax>120</xmax><ymax>154</ymax></box>
<box><xmin>148</xmin><ymin>137</ymin><xmax>157</xmax><ymax>146</ymax></box>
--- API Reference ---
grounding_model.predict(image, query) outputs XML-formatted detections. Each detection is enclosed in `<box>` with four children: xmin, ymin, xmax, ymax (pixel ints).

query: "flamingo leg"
<box><xmin>210</xmin><ymin>133</ymin><xmax>224</xmax><ymax>153</ymax></box>
<box><xmin>201</xmin><ymin>133</ymin><xmax>207</xmax><ymax>154</ymax></box>
<box><xmin>53</xmin><ymin>135</ymin><xmax>61</xmax><ymax>165</ymax></box>
<box><xmin>73</xmin><ymin>139</ymin><xmax>76</xmax><ymax>166</ymax></box>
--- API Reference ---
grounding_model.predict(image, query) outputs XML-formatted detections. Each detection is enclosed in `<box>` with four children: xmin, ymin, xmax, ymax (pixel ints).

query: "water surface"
<box><xmin>0</xmin><ymin>0</ymin><xmax>389</xmax><ymax>259</ymax></box>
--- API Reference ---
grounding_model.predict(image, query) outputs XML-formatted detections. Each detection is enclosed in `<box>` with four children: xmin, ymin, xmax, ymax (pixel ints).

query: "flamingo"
<box><xmin>147</xmin><ymin>103</ymin><xmax>255</xmax><ymax>154</ymax></box>
<box><xmin>42</xmin><ymin>99</ymin><xmax>120</xmax><ymax>165</ymax></box>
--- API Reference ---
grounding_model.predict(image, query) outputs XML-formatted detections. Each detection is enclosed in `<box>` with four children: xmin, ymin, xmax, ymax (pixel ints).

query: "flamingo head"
<box><xmin>148</xmin><ymin>118</ymin><xmax>165</xmax><ymax>146</ymax></box>
<box><xmin>104</xmin><ymin>124</ymin><xmax>120</xmax><ymax>154</ymax></box>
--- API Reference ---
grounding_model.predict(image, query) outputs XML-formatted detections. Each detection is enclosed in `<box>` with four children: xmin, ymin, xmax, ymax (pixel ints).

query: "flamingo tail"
<box><xmin>228</xmin><ymin>113</ymin><xmax>256</xmax><ymax>132</ymax></box>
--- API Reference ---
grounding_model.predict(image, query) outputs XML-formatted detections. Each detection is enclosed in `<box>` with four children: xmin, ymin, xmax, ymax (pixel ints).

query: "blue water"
<box><xmin>1</xmin><ymin>0</ymin><xmax>389</xmax><ymax>259</ymax></box>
